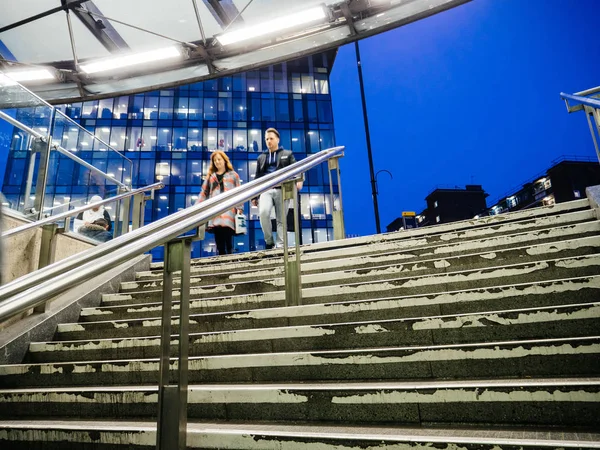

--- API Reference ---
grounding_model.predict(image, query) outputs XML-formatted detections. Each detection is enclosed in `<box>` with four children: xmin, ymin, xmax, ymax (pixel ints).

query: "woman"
<box><xmin>76</xmin><ymin>194</ymin><xmax>112</xmax><ymax>233</ymax></box>
<box><xmin>197</xmin><ymin>151</ymin><xmax>241</xmax><ymax>255</ymax></box>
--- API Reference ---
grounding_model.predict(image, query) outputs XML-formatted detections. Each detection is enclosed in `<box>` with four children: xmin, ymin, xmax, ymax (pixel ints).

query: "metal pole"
<box><xmin>328</xmin><ymin>155</ymin><xmax>345</xmax><ymax>240</ymax></box>
<box><xmin>282</xmin><ymin>179</ymin><xmax>301</xmax><ymax>306</ymax></box>
<box><xmin>131</xmin><ymin>192</ymin><xmax>146</xmax><ymax>230</ymax></box>
<box><xmin>157</xmin><ymin>238</ymin><xmax>190</xmax><ymax>450</ymax></box>
<box><xmin>354</xmin><ymin>41</ymin><xmax>380</xmax><ymax>234</ymax></box>
<box><xmin>177</xmin><ymin>238</ymin><xmax>191</xmax><ymax>448</ymax></box>
<box><xmin>114</xmin><ymin>186</ymin><xmax>132</xmax><ymax>237</ymax></box>
<box><xmin>22</xmin><ymin>134</ymin><xmax>36</xmax><ymax>214</ymax></box>
<box><xmin>583</xmin><ymin>105</ymin><xmax>600</xmax><ymax>163</ymax></box>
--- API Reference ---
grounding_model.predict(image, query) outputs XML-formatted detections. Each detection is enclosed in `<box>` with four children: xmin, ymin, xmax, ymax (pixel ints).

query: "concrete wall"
<box><xmin>1</xmin><ymin>210</ymin><xmax>95</xmax><ymax>284</ymax></box>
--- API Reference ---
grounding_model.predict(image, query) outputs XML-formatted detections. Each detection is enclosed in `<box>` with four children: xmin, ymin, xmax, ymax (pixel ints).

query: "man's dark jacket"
<box><xmin>252</xmin><ymin>147</ymin><xmax>296</xmax><ymax>201</ymax></box>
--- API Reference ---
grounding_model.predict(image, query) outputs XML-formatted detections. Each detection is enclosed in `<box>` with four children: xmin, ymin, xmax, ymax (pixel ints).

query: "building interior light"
<box><xmin>2</xmin><ymin>68</ymin><xmax>55</xmax><ymax>82</ymax></box>
<box><xmin>216</xmin><ymin>6</ymin><xmax>327</xmax><ymax>46</ymax></box>
<box><xmin>80</xmin><ymin>47</ymin><xmax>181</xmax><ymax>74</ymax></box>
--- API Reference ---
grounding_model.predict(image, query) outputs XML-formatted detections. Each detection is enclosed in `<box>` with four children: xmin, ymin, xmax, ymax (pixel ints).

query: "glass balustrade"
<box><xmin>0</xmin><ymin>74</ymin><xmax>132</xmax><ymax>230</ymax></box>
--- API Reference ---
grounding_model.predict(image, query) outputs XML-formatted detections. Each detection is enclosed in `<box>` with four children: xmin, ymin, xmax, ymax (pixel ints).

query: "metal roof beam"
<box><xmin>0</xmin><ymin>0</ymin><xmax>90</xmax><ymax>33</ymax></box>
<box><xmin>202</xmin><ymin>0</ymin><xmax>241</xmax><ymax>28</ymax></box>
<box><xmin>67</xmin><ymin>0</ymin><xmax>130</xmax><ymax>53</ymax></box>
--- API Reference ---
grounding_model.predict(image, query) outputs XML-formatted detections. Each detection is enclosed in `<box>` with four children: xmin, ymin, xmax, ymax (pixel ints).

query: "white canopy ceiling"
<box><xmin>0</xmin><ymin>0</ymin><xmax>470</xmax><ymax>103</ymax></box>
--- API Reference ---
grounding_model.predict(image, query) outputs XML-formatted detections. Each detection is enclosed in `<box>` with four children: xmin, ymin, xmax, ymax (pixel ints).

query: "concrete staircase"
<box><xmin>1</xmin><ymin>198</ymin><xmax>600</xmax><ymax>449</ymax></box>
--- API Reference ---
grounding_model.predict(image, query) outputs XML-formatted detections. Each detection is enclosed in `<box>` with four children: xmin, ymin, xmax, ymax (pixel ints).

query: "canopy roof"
<box><xmin>0</xmin><ymin>0</ymin><xmax>470</xmax><ymax>104</ymax></box>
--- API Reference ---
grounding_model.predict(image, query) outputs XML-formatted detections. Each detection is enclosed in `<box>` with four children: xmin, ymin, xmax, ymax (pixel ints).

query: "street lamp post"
<box><xmin>375</xmin><ymin>169</ymin><xmax>393</xmax><ymax>195</ymax></box>
<box><xmin>354</xmin><ymin>41</ymin><xmax>381</xmax><ymax>233</ymax></box>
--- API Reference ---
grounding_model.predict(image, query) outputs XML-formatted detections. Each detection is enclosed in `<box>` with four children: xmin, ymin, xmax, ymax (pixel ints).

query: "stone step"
<box><xmin>137</xmin><ymin>218</ymin><xmax>600</xmax><ymax>280</ymax></box>
<box><xmin>56</xmin><ymin>275</ymin><xmax>600</xmax><ymax>340</ymax></box>
<box><xmin>122</xmin><ymin>234</ymin><xmax>600</xmax><ymax>292</ymax></box>
<box><xmin>1</xmin><ymin>379</ymin><xmax>598</xmax><ymax>429</ymax></box>
<box><xmin>1</xmin><ymin>420</ymin><xmax>599</xmax><ymax>449</ymax></box>
<box><xmin>148</xmin><ymin>199</ymin><xmax>594</xmax><ymax>272</ymax></box>
<box><xmin>83</xmin><ymin>254</ymin><xmax>600</xmax><ymax>319</ymax></box>
<box><xmin>1</xmin><ymin>336</ymin><xmax>598</xmax><ymax>388</ymax></box>
<box><xmin>27</xmin><ymin>303</ymin><xmax>600</xmax><ymax>363</ymax></box>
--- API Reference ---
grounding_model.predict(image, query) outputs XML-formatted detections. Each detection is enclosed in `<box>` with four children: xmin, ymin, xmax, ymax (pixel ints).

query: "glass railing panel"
<box><xmin>52</xmin><ymin>110</ymin><xmax>133</xmax><ymax>186</ymax></box>
<box><xmin>1</xmin><ymin>76</ymin><xmax>132</xmax><ymax>227</ymax></box>
<box><xmin>0</xmin><ymin>74</ymin><xmax>54</xmax><ymax>219</ymax></box>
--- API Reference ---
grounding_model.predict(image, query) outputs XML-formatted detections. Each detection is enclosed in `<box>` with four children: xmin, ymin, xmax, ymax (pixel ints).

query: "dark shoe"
<box><xmin>265</xmin><ymin>243</ymin><xmax>274</xmax><ymax>250</ymax></box>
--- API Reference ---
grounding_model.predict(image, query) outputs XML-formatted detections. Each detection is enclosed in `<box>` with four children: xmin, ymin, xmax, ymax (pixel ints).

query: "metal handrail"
<box><xmin>2</xmin><ymin>182</ymin><xmax>164</xmax><ymax>238</ymax></box>
<box><xmin>0</xmin><ymin>109</ymin><xmax>130</xmax><ymax>188</ymax></box>
<box><xmin>0</xmin><ymin>146</ymin><xmax>345</xmax><ymax>321</ymax></box>
<box><xmin>560</xmin><ymin>92</ymin><xmax>600</xmax><ymax>113</ymax></box>
<box><xmin>574</xmin><ymin>86</ymin><xmax>600</xmax><ymax>97</ymax></box>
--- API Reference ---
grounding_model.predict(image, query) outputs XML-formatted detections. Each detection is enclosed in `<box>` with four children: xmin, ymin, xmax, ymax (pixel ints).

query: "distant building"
<box><xmin>386</xmin><ymin>185</ymin><xmax>488</xmax><ymax>232</ymax></box>
<box><xmin>386</xmin><ymin>158</ymin><xmax>600</xmax><ymax>233</ymax></box>
<box><xmin>486</xmin><ymin>158</ymin><xmax>600</xmax><ymax>216</ymax></box>
<box><xmin>423</xmin><ymin>184</ymin><xmax>488</xmax><ymax>225</ymax></box>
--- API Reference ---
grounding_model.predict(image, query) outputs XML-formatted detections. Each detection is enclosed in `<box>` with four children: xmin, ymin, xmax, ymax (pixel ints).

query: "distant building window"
<box><xmin>436</xmin><ymin>215</ymin><xmax>441</xmax><ymax>223</ymax></box>
<box><xmin>434</xmin><ymin>201</ymin><xmax>438</xmax><ymax>208</ymax></box>
<box><xmin>574</xmin><ymin>190</ymin><xmax>581</xmax><ymax>198</ymax></box>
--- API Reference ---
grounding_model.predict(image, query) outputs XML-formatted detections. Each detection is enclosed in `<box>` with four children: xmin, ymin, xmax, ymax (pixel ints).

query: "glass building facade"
<box><xmin>1</xmin><ymin>51</ymin><xmax>339</xmax><ymax>260</ymax></box>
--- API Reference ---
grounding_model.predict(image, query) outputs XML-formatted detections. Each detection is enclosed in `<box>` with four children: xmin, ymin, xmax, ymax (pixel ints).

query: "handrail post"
<box><xmin>22</xmin><ymin>134</ymin><xmax>36</xmax><ymax>215</ymax></box>
<box><xmin>32</xmin><ymin>107</ymin><xmax>57</xmax><ymax>221</ymax></box>
<box><xmin>31</xmin><ymin>136</ymin><xmax>52</xmax><ymax>221</ymax></box>
<box><xmin>114</xmin><ymin>186</ymin><xmax>131</xmax><ymax>237</ymax></box>
<box><xmin>157</xmin><ymin>237</ymin><xmax>191</xmax><ymax>450</ymax></box>
<box><xmin>328</xmin><ymin>155</ymin><xmax>346</xmax><ymax>240</ymax></box>
<box><xmin>131</xmin><ymin>192</ymin><xmax>146</xmax><ymax>231</ymax></box>
<box><xmin>282</xmin><ymin>179</ymin><xmax>302</xmax><ymax>306</ymax></box>
<box><xmin>38</xmin><ymin>223</ymin><xmax>58</xmax><ymax>270</ymax></box>
<box><xmin>34</xmin><ymin>222</ymin><xmax>58</xmax><ymax>313</ymax></box>
<box><xmin>583</xmin><ymin>105</ymin><xmax>600</xmax><ymax>163</ymax></box>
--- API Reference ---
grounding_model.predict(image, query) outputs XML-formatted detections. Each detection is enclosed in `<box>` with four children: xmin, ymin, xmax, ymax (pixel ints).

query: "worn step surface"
<box><xmin>146</xmin><ymin>199</ymin><xmax>595</xmax><ymax>272</ymax></box>
<box><xmin>123</xmin><ymin>234</ymin><xmax>600</xmax><ymax>292</ymax></box>
<box><xmin>2</xmin><ymin>420</ymin><xmax>599</xmax><ymax>449</ymax></box>
<box><xmin>55</xmin><ymin>275</ymin><xmax>600</xmax><ymax>340</ymax></box>
<box><xmin>27</xmin><ymin>302</ymin><xmax>600</xmax><ymax>363</ymax></box>
<box><xmin>1</xmin><ymin>198</ymin><xmax>599</xmax><ymax>449</ymax></box>
<box><xmin>137</xmin><ymin>210</ymin><xmax>600</xmax><ymax>280</ymax></box>
<box><xmin>2</xmin><ymin>336</ymin><xmax>599</xmax><ymax>387</ymax></box>
<box><xmin>81</xmin><ymin>255</ymin><xmax>600</xmax><ymax>321</ymax></box>
<box><xmin>1</xmin><ymin>379</ymin><xmax>599</xmax><ymax>429</ymax></box>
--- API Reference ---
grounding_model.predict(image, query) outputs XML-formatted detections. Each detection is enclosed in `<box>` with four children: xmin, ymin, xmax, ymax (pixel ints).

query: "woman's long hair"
<box><xmin>207</xmin><ymin>150</ymin><xmax>234</xmax><ymax>177</ymax></box>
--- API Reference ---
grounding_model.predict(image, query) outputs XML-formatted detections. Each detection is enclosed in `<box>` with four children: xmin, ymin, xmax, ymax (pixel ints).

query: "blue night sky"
<box><xmin>330</xmin><ymin>0</ymin><xmax>600</xmax><ymax>237</ymax></box>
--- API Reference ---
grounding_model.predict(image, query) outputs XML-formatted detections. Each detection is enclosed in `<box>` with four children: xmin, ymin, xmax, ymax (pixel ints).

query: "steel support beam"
<box><xmin>0</xmin><ymin>0</ymin><xmax>90</xmax><ymax>34</ymax></box>
<box><xmin>67</xmin><ymin>0</ymin><xmax>129</xmax><ymax>53</ymax></box>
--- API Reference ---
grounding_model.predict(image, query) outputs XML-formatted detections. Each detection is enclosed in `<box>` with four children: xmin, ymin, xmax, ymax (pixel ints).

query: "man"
<box><xmin>78</xmin><ymin>218</ymin><xmax>113</xmax><ymax>243</ymax></box>
<box><xmin>251</xmin><ymin>128</ymin><xmax>302</xmax><ymax>249</ymax></box>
